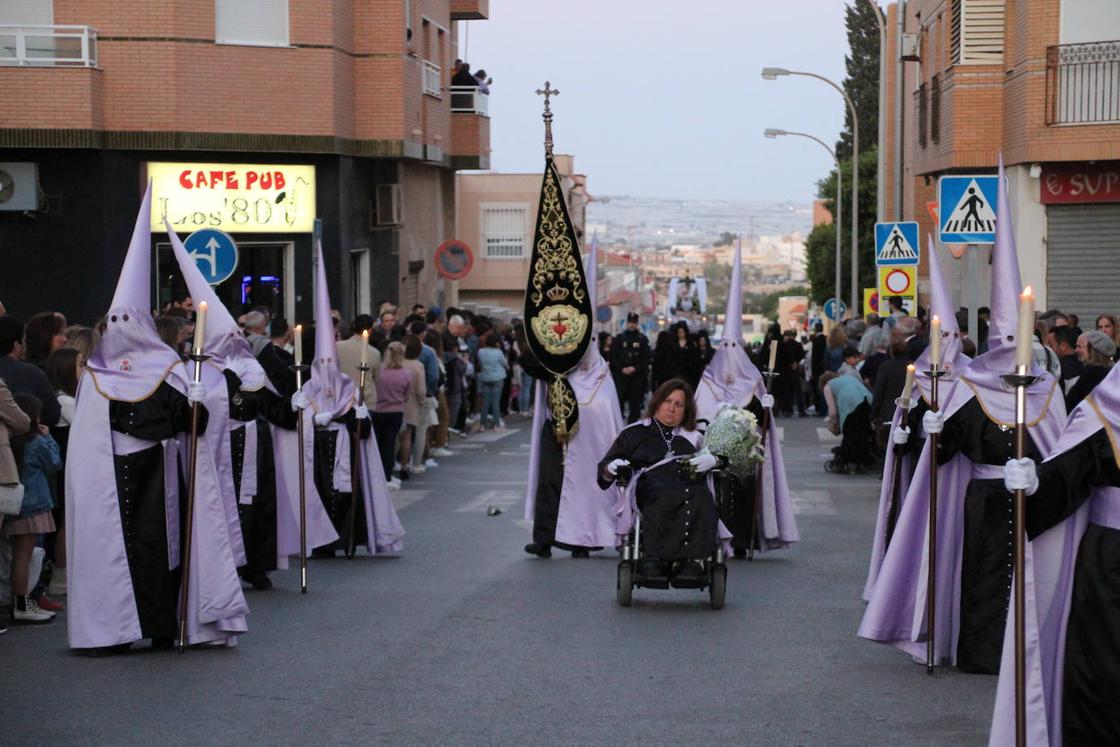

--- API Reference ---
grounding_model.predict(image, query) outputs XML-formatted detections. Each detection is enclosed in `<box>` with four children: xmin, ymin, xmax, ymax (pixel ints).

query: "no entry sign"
<box><xmin>435</xmin><ymin>240</ymin><xmax>474</xmax><ymax>280</ymax></box>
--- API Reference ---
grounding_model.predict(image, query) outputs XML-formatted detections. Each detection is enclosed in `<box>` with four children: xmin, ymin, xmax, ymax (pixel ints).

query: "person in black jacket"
<box><xmin>1066</xmin><ymin>331</ymin><xmax>1115</xmax><ymax>411</ymax></box>
<box><xmin>0</xmin><ymin>316</ymin><xmax>61</xmax><ymax>427</ymax></box>
<box><xmin>610</xmin><ymin>313</ymin><xmax>651</xmax><ymax>423</ymax></box>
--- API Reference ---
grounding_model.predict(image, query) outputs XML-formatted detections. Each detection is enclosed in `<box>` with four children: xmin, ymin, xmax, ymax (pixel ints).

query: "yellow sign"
<box><xmin>878</xmin><ymin>265</ymin><xmax>918</xmax><ymax>314</ymax></box>
<box><xmin>147</xmin><ymin>162</ymin><xmax>316</xmax><ymax>233</ymax></box>
<box><xmin>863</xmin><ymin>288</ymin><xmax>880</xmax><ymax>317</ymax></box>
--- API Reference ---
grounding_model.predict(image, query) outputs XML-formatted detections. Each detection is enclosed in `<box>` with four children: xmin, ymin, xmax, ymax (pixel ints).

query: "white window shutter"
<box><xmin>0</xmin><ymin>0</ymin><xmax>53</xmax><ymax>25</ymax></box>
<box><xmin>216</xmin><ymin>0</ymin><xmax>290</xmax><ymax>47</ymax></box>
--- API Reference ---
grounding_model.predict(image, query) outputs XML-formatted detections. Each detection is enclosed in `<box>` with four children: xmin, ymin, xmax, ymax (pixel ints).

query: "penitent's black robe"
<box><xmin>1027</xmin><ymin>428</ymin><xmax>1120</xmax><ymax>744</ymax></box>
<box><xmin>937</xmin><ymin>397</ymin><xmax>1043</xmax><ymax>675</ymax></box>
<box><xmin>598</xmin><ymin>422</ymin><xmax>719</xmax><ymax>561</ymax></box>
<box><xmin>108</xmin><ymin>381</ymin><xmax>205</xmax><ymax>640</ymax></box>
<box><xmin>716</xmin><ymin>397</ymin><xmax>765</xmax><ymax>552</ymax></box>
<box><xmin>312</xmin><ymin>408</ymin><xmax>370</xmax><ymax>553</ymax></box>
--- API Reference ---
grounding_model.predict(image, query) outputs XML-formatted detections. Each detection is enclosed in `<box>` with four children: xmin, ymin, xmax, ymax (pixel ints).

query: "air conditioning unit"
<box><xmin>900</xmin><ymin>33</ymin><xmax>921</xmax><ymax>62</ymax></box>
<box><xmin>371</xmin><ymin>184</ymin><xmax>402</xmax><ymax>227</ymax></box>
<box><xmin>0</xmin><ymin>162</ymin><xmax>40</xmax><ymax>212</ymax></box>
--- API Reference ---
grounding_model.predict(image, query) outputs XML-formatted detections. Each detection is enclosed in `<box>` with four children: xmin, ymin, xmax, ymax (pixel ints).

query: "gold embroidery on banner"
<box><xmin>530</xmin><ymin>303</ymin><xmax>589</xmax><ymax>356</ymax></box>
<box><xmin>548</xmin><ymin>377</ymin><xmax>579</xmax><ymax>443</ymax></box>
<box><xmin>528</xmin><ymin>164</ymin><xmax>586</xmax><ymax>308</ymax></box>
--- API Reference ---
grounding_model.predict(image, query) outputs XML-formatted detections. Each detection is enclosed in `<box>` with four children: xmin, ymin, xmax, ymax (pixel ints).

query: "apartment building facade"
<box><xmin>0</xmin><ymin>0</ymin><xmax>491</xmax><ymax>325</ymax></box>
<box><xmin>885</xmin><ymin>0</ymin><xmax>1119</xmax><ymax>317</ymax></box>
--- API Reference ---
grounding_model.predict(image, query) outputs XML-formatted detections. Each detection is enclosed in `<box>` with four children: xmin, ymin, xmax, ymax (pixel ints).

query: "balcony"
<box><xmin>1047</xmin><ymin>40</ymin><xmax>1120</xmax><ymax>125</ymax></box>
<box><xmin>0</xmin><ymin>25</ymin><xmax>98</xmax><ymax>67</ymax></box>
<box><xmin>450</xmin><ymin>86</ymin><xmax>489</xmax><ymax>116</ymax></box>
<box><xmin>422</xmin><ymin>60</ymin><xmax>441</xmax><ymax>98</ymax></box>
<box><xmin>450</xmin><ymin>0</ymin><xmax>490</xmax><ymax>21</ymax></box>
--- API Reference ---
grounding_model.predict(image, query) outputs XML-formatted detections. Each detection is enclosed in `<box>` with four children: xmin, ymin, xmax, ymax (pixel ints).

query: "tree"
<box><xmin>804</xmin><ymin>147</ymin><xmax>879</xmax><ymax>305</ymax></box>
<box><xmin>743</xmin><ymin>286</ymin><xmax>811</xmax><ymax>320</ymax></box>
<box><xmin>837</xmin><ymin>1</ymin><xmax>881</xmax><ymax>161</ymax></box>
<box><xmin>715</xmin><ymin>231</ymin><xmax>738</xmax><ymax>247</ymax></box>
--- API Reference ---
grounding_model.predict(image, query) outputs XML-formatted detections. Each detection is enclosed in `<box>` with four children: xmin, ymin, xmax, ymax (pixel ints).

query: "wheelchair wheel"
<box><xmin>617</xmin><ymin>561</ymin><xmax>633</xmax><ymax>607</ymax></box>
<box><xmin>709</xmin><ymin>564</ymin><xmax>726</xmax><ymax>610</ymax></box>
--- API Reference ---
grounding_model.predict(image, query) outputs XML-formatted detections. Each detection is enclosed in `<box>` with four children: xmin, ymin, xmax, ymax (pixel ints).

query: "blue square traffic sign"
<box><xmin>938</xmin><ymin>175</ymin><xmax>1000</xmax><ymax>244</ymax></box>
<box><xmin>875</xmin><ymin>221</ymin><xmax>920</xmax><ymax>266</ymax></box>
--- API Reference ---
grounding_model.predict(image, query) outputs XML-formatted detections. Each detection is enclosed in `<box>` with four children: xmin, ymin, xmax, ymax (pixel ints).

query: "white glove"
<box><xmin>313</xmin><ymin>412</ymin><xmax>333</xmax><ymax>427</ymax></box>
<box><xmin>354</xmin><ymin>404</ymin><xmax>369</xmax><ymax>420</ymax></box>
<box><xmin>760</xmin><ymin>394</ymin><xmax>775</xmax><ymax>409</ymax></box>
<box><xmin>290</xmin><ymin>390</ymin><xmax>310</xmax><ymax>412</ymax></box>
<box><xmin>922</xmin><ymin>410</ymin><xmax>944</xmax><ymax>435</ymax></box>
<box><xmin>688</xmin><ymin>452</ymin><xmax>720</xmax><ymax>473</ymax></box>
<box><xmin>1004</xmin><ymin>458</ymin><xmax>1039</xmax><ymax>496</ymax></box>
<box><xmin>187</xmin><ymin>382</ymin><xmax>207</xmax><ymax>405</ymax></box>
<box><xmin>892</xmin><ymin>426</ymin><xmax>910</xmax><ymax>445</ymax></box>
<box><xmin>605</xmin><ymin>458</ymin><xmax>630</xmax><ymax>476</ymax></box>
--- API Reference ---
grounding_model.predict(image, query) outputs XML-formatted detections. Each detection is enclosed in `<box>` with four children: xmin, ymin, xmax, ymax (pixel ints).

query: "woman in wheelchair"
<box><xmin>598</xmin><ymin>379</ymin><xmax>721</xmax><ymax>582</ymax></box>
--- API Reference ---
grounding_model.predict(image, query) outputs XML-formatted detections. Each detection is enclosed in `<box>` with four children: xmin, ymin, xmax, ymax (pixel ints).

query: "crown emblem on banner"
<box><xmin>546</xmin><ymin>284</ymin><xmax>570</xmax><ymax>302</ymax></box>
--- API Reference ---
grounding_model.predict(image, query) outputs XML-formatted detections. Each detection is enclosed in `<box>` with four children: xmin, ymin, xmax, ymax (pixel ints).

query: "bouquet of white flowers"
<box><xmin>699</xmin><ymin>404</ymin><xmax>765</xmax><ymax>477</ymax></box>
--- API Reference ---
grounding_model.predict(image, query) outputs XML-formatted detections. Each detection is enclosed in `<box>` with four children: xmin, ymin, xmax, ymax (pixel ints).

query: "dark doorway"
<box><xmin>157</xmin><ymin>242</ymin><xmax>290</xmax><ymax>320</ymax></box>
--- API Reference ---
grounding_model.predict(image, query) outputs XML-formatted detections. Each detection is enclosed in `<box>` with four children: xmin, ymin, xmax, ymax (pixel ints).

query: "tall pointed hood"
<box><xmin>913</xmin><ymin>235</ymin><xmax>969</xmax><ymax>400</ymax></box>
<box><xmin>695</xmin><ymin>238</ymin><xmax>763</xmax><ymax>407</ymax></box>
<box><xmin>87</xmin><ymin>181</ymin><xmax>185</xmax><ymax>400</ymax></box>
<box><xmin>164</xmin><ymin>220</ymin><xmax>266</xmax><ymax>390</ymax></box>
<box><xmin>302</xmin><ymin>241</ymin><xmax>355</xmax><ymax>417</ymax></box>
<box><xmin>985</xmin><ymin>154</ymin><xmax>1024</xmax><ymax>355</ymax></box>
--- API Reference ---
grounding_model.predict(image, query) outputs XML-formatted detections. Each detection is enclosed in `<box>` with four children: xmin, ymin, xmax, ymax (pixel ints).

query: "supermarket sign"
<box><xmin>148</xmin><ymin>162</ymin><xmax>316</xmax><ymax>233</ymax></box>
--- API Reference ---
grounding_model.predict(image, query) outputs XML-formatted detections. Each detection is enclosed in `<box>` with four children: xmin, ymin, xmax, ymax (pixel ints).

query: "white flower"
<box><xmin>703</xmin><ymin>404</ymin><xmax>764</xmax><ymax>477</ymax></box>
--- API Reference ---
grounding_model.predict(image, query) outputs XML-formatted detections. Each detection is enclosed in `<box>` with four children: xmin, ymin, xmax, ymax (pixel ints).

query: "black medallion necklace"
<box><xmin>653</xmin><ymin>418</ymin><xmax>676</xmax><ymax>460</ymax></box>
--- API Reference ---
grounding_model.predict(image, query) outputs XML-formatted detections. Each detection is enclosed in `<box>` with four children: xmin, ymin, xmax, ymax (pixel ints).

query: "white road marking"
<box><xmin>791</xmin><ymin>489</ymin><xmax>837</xmax><ymax>515</ymax></box>
<box><xmin>455</xmin><ymin>489</ymin><xmax>522</xmax><ymax>514</ymax></box>
<box><xmin>464</xmin><ymin>428</ymin><xmax>521</xmax><ymax>443</ymax></box>
<box><xmin>817</xmin><ymin>427</ymin><xmax>841</xmax><ymax>443</ymax></box>
<box><xmin>391</xmin><ymin>490</ymin><xmax>429</xmax><ymax>511</ymax></box>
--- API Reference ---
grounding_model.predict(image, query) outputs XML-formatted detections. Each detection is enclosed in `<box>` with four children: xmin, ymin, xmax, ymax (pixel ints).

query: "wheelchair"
<box><xmin>614</xmin><ymin>463</ymin><xmax>728</xmax><ymax>609</ymax></box>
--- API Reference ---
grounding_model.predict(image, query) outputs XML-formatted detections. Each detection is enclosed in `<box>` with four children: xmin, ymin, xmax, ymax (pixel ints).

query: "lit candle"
<box><xmin>768</xmin><ymin>340</ymin><xmax>778</xmax><ymax>371</ymax></box>
<box><xmin>294</xmin><ymin>324</ymin><xmax>303</xmax><ymax>364</ymax></box>
<box><xmin>193</xmin><ymin>302</ymin><xmax>207</xmax><ymax>354</ymax></box>
<box><xmin>930</xmin><ymin>315</ymin><xmax>942</xmax><ymax>368</ymax></box>
<box><xmin>360</xmin><ymin>329</ymin><xmax>370</xmax><ymax>367</ymax></box>
<box><xmin>903</xmin><ymin>364</ymin><xmax>916</xmax><ymax>402</ymax></box>
<box><xmin>1015</xmin><ymin>286</ymin><xmax>1035</xmax><ymax>370</ymax></box>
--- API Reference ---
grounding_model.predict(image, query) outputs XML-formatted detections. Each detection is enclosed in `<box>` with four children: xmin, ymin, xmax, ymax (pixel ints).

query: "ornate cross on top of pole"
<box><xmin>535</xmin><ymin>81</ymin><xmax>560</xmax><ymax>156</ymax></box>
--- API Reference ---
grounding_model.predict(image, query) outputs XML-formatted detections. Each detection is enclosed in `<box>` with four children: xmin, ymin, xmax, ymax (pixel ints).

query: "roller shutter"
<box><xmin>1046</xmin><ymin>203</ymin><xmax>1120</xmax><ymax>317</ymax></box>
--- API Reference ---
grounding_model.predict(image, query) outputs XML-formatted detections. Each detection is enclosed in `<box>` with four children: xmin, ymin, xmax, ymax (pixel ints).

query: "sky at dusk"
<box><xmin>462</xmin><ymin>0</ymin><xmax>857</xmax><ymax>203</ymax></box>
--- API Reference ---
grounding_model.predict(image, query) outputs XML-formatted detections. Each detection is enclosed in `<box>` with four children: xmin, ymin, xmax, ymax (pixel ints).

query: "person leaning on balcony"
<box><xmin>452</xmin><ymin>62</ymin><xmax>477</xmax><ymax>87</ymax></box>
<box><xmin>474</xmin><ymin>69</ymin><xmax>492</xmax><ymax>94</ymax></box>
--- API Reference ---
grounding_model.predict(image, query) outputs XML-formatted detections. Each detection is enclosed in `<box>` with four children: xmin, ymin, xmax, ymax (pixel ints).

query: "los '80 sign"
<box><xmin>148</xmin><ymin>162</ymin><xmax>316</xmax><ymax>234</ymax></box>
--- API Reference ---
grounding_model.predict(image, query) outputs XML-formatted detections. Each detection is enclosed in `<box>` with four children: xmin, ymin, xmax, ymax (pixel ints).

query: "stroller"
<box><xmin>613</xmin><ymin>462</ymin><xmax>728</xmax><ymax>609</ymax></box>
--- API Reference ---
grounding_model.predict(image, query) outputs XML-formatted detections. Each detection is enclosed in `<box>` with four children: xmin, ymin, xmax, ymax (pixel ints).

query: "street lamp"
<box><xmin>863</xmin><ymin>0</ymin><xmax>887</xmax><ymax>222</ymax></box>
<box><xmin>764</xmin><ymin>129</ymin><xmax>842</xmax><ymax>323</ymax></box>
<box><xmin>762</xmin><ymin>66</ymin><xmax>859</xmax><ymax>316</ymax></box>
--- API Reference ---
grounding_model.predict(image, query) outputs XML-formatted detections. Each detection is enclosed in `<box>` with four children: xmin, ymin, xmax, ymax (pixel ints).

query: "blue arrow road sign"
<box><xmin>875</xmin><ymin>221</ymin><xmax>920</xmax><ymax>266</ymax></box>
<box><xmin>823</xmin><ymin>298</ymin><xmax>847</xmax><ymax>322</ymax></box>
<box><xmin>183</xmin><ymin>229</ymin><xmax>239</xmax><ymax>285</ymax></box>
<box><xmin>938</xmin><ymin>175</ymin><xmax>1000</xmax><ymax>244</ymax></box>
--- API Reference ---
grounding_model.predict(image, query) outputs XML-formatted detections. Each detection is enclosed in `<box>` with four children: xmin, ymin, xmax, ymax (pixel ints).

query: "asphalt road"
<box><xmin>6</xmin><ymin>414</ymin><xmax>995</xmax><ymax>745</ymax></box>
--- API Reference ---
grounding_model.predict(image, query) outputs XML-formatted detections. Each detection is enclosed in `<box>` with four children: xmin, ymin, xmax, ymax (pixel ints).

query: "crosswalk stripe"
<box><xmin>791</xmin><ymin>489</ymin><xmax>837</xmax><ymax>515</ymax></box>
<box><xmin>390</xmin><ymin>490</ymin><xmax>429</xmax><ymax>511</ymax></box>
<box><xmin>455</xmin><ymin>489</ymin><xmax>522</xmax><ymax>514</ymax></box>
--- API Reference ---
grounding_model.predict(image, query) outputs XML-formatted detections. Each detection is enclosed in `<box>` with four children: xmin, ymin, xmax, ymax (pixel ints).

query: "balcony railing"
<box><xmin>422</xmin><ymin>60</ymin><xmax>441</xmax><ymax>97</ymax></box>
<box><xmin>1047</xmin><ymin>40</ymin><xmax>1120</xmax><ymax>125</ymax></box>
<box><xmin>450</xmin><ymin>86</ymin><xmax>489</xmax><ymax>116</ymax></box>
<box><xmin>0</xmin><ymin>25</ymin><xmax>98</xmax><ymax>67</ymax></box>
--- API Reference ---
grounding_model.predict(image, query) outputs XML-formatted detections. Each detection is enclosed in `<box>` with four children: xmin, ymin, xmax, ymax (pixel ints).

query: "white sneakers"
<box><xmin>432</xmin><ymin>447</ymin><xmax>453</xmax><ymax>457</ymax></box>
<box><xmin>12</xmin><ymin>598</ymin><xmax>54</xmax><ymax>624</ymax></box>
<box><xmin>424</xmin><ymin>458</ymin><xmax>438</xmax><ymax>468</ymax></box>
<box><xmin>387</xmin><ymin>477</ymin><xmax>402</xmax><ymax>491</ymax></box>
<box><xmin>412</xmin><ymin>463</ymin><xmax>426</xmax><ymax>474</ymax></box>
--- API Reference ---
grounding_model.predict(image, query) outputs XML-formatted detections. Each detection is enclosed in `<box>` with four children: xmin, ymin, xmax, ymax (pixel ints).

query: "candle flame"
<box><xmin>199</xmin><ymin>301</ymin><xmax>207</xmax><ymax>310</ymax></box>
<box><xmin>295</xmin><ymin>324</ymin><xmax>302</xmax><ymax>332</ymax></box>
<box><xmin>362</xmin><ymin>329</ymin><xmax>369</xmax><ymax>339</ymax></box>
<box><xmin>906</xmin><ymin>364</ymin><xmax>915</xmax><ymax>372</ymax></box>
<box><xmin>1022</xmin><ymin>285</ymin><xmax>1033</xmax><ymax>296</ymax></box>
<box><xmin>931</xmin><ymin>315</ymin><xmax>939</xmax><ymax>323</ymax></box>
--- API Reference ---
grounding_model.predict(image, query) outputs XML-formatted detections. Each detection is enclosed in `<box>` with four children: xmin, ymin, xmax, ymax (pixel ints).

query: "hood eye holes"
<box><xmin>110</xmin><ymin>315</ymin><xmax>118</xmax><ymax>323</ymax></box>
<box><xmin>122</xmin><ymin>313</ymin><xmax>130</xmax><ymax>322</ymax></box>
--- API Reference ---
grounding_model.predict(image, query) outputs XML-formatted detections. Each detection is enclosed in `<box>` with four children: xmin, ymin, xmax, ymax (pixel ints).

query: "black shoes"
<box><xmin>240</xmin><ymin>571</ymin><xmax>273</xmax><ymax>591</ymax></box>
<box><xmin>673</xmin><ymin>560</ymin><xmax>705</xmax><ymax>581</ymax></box>
<box><xmin>570</xmin><ymin>549</ymin><xmax>590</xmax><ymax>559</ymax></box>
<box><xmin>524</xmin><ymin>543</ymin><xmax>552</xmax><ymax>558</ymax></box>
<box><xmin>733</xmin><ymin>548</ymin><xmax>748</xmax><ymax>560</ymax></box>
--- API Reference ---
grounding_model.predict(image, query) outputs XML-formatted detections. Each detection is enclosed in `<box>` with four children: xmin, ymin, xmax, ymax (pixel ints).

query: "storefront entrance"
<box><xmin>156</xmin><ymin>241</ymin><xmax>295</xmax><ymax>323</ymax></box>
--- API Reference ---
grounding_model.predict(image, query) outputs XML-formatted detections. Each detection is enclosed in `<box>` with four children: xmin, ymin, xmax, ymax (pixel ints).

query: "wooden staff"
<box><xmin>177</xmin><ymin>304</ymin><xmax>208</xmax><ymax>654</ymax></box>
<box><xmin>346</xmin><ymin>362</ymin><xmax>371</xmax><ymax>559</ymax></box>
<box><xmin>293</xmin><ymin>325</ymin><xmax>309</xmax><ymax>593</ymax></box>
<box><xmin>925</xmin><ymin>362</ymin><xmax>945</xmax><ymax>674</ymax></box>
<box><xmin>886</xmin><ymin>365</ymin><xmax>917</xmax><ymax>548</ymax></box>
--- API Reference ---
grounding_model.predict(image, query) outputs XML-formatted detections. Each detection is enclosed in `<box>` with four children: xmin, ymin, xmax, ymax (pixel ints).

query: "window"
<box><xmin>918</xmin><ymin>83</ymin><xmax>928</xmax><ymax>148</ymax></box>
<box><xmin>216</xmin><ymin>0</ymin><xmax>289</xmax><ymax>47</ymax></box>
<box><xmin>481</xmin><ymin>204</ymin><xmax>529</xmax><ymax>259</ymax></box>
<box><xmin>0</xmin><ymin>0</ymin><xmax>53</xmax><ymax>25</ymax></box>
<box><xmin>951</xmin><ymin>0</ymin><xmax>1004</xmax><ymax>65</ymax></box>
<box><xmin>931</xmin><ymin>74</ymin><xmax>941</xmax><ymax>143</ymax></box>
<box><xmin>351</xmin><ymin>249</ymin><xmax>370</xmax><ymax>315</ymax></box>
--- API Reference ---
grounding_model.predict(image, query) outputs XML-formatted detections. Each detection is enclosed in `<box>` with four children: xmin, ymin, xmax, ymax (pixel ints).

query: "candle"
<box><xmin>930</xmin><ymin>315</ymin><xmax>942</xmax><ymax>367</ymax></box>
<box><xmin>193</xmin><ymin>302</ymin><xmax>208</xmax><ymax>354</ymax></box>
<box><xmin>903</xmin><ymin>364</ymin><xmax>916</xmax><ymax>402</ymax></box>
<box><xmin>294</xmin><ymin>324</ymin><xmax>303</xmax><ymax>364</ymax></box>
<box><xmin>1015</xmin><ymin>286</ymin><xmax>1035</xmax><ymax>370</ymax></box>
<box><xmin>768</xmin><ymin>340</ymin><xmax>778</xmax><ymax>371</ymax></box>
<box><xmin>360</xmin><ymin>329</ymin><xmax>369</xmax><ymax>366</ymax></box>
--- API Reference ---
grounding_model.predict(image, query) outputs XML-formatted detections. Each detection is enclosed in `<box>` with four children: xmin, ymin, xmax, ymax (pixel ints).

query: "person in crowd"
<box><xmin>477</xmin><ymin>335</ymin><xmax>508</xmax><ymax>430</ymax></box>
<box><xmin>63</xmin><ymin>325</ymin><xmax>99</xmax><ymax>362</ymax></box>
<box><xmin>474</xmin><ymin>69</ymin><xmax>492</xmax><ymax>94</ymax></box>
<box><xmin>859</xmin><ymin>326</ymin><xmax>890</xmax><ymax>390</ymax></box>
<box><xmin>598</xmin><ymin>380</ymin><xmax>724</xmax><ymax>580</ymax></box>
<box><xmin>43</xmin><ymin>347</ymin><xmax>81</xmax><ymax>599</ymax></box>
<box><xmin>824</xmin><ymin>325</ymin><xmax>848</xmax><ymax>373</ymax></box>
<box><xmin>0</xmin><ymin>317</ymin><xmax>61</xmax><ymax>428</ymax></box>
<box><xmin>665</xmin><ymin>321</ymin><xmax>701</xmax><ymax>389</ymax></box>
<box><xmin>424</xmin><ymin>329</ymin><xmax>453</xmax><ymax>458</ymax></box>
<box><xmin>597</xmin><ymin>331</ymin><xmax>613</xmax><ymax>361</ymax></box>
<box><xmin>452</xmin><ymin>61</ymin><xmax>477</xmax><ymax>87</ymax></box>
<box><xmin>373</xmin><ymin>342</ymin><xmax>411</xmax><ymax>491</ymax></box>
<box><xmin>1096</xmin><ymin>313</ymin><xmax>1119</xmax><ymax>361</ymax></box>
<box><xmin>610</xmin><ymin>312</ymin><xmax>651</xmax><ymax>424</ymax></box>
<box><xmin>837</xmin><ymin>345</ymin><xmax>862</xmax><ymax>381</ymax></box>
<box><xmin>990</xmin><ymin>360</ymin><xmax>1120</xmax><ymax>746</ymax></box>
<box><xmin>820</xmin><ymin>371</ymin><xmax>874</xmax><ymax>473</ymax></box>
<box><xmin>870</xmin><ymin>318</ymin><xmax>920</xmax><ymax>430</ymax></box>
<box><xmin>443</xmin><ymin>322</ymin><xmax>469</xmax><ymax>434</ymax></box>
<box><xmin>399</xmin><ymin>335</ymin><xmax>427</xmax><ymax>480</ymax></box>
<box><xmin>407</xmin><ymin>321</ymin><xmax>439</xmax><ymax>473</ymax></box>
<box><xmin>22</xmin><ymin>312</ymin><xmax>67</xmax><ymax>371</ymax></box>
<box><xmin>777</xmin><ymin>329</ymin><xmax>806</xmax><ymax>416</ymax></box>
<box><xmin>650</xmin><ymin>328</ymin><xmax>672</xmax><ymax>391</ymax></box>
<box><xmin>0</xmin><ymin>380</ymin><xmax>32</xmax><ymax>630</ymax></box>
<box><xmin>883</xmin><ymin>296</ymin><xmax>907</xmax><ymax>329</ymax></box>
<box><xmin>1065</xmin><ymin>330</ymin><xmax>1115</xmax><ymax>410</ymax></box>
<box><xmin>861</xmin><ymin>161</ymin><xmax>1067</xmax><ymax>675</ymax></box>
<box><xmin>809</xmin><ymin>321</ymin><xmax>827</xmax><ymax>415</ymax></box>
<box><xmin>695</xmin><ymin>329</ymin><xmax>714</xmax><ymax>369</ymax></box>
<box><xmin>337</xmin><ymin>315</ymin><xmax>381</xmax><ymax>421</ymax></box>
<box><xmin>269</xmin><ymin>317</ymin><xmax>294</xmax><ymax>359</ymax></box>
<box><xmin>5</xmin><ymin>393</ymin><xmax>61</xmax><ymax>624</ymax></box>
<box><xmin>1049</xmin><ymin>324</ymin><xmax>1082</xmax><ymax>391</ymax></box>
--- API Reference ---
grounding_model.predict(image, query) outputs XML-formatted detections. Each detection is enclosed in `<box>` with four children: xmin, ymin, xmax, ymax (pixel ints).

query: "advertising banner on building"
<box><xmin>148</xmin><ymin>162</ymin><xmax>316</xmax><ymax>233</ymax></box>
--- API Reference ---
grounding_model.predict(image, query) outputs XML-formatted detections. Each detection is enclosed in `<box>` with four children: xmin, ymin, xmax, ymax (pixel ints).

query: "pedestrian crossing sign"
<box><xmin>874</xmin><ymin>222</ymin><xmax>920</xmax><ymax>266</ymax></box>
<box><xmin>938</xmin><ymin>175</ymin><xmax>1000</xmax><ymax>244</ymax></box>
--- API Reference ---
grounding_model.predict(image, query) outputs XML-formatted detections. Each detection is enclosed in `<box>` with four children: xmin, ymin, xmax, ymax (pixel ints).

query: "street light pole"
<box><xmin>762</xmin><ymin>67</ymin><xmax>859</xmax><ymax>317</ymax></box>
<box><xmin>864</xmin><ymin>0</ymin><xmax>887</xmax><ymax>223</ymax></box>
<box><xmin>764</xmin><ymin>129</ymin><xmax>841</xmax><ymax>321</ymax></box>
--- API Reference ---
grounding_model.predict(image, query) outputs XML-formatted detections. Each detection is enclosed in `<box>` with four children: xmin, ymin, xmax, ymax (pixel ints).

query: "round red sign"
<box><xmin>435</xmin><ymin>240</ymin><xmax>474</xmax><ymax>281</ymax></box>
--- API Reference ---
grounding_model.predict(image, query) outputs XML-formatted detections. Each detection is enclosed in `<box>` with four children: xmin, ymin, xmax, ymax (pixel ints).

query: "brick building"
<box><xmin>0</xmin><ymin>0</ymin><xmax>491</xmax><ymax>325</ymax></box>
<box><xmin>884</xmin><ymin>0</ymin><xmax>1120</xmax><ymax>318</ymax></box>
